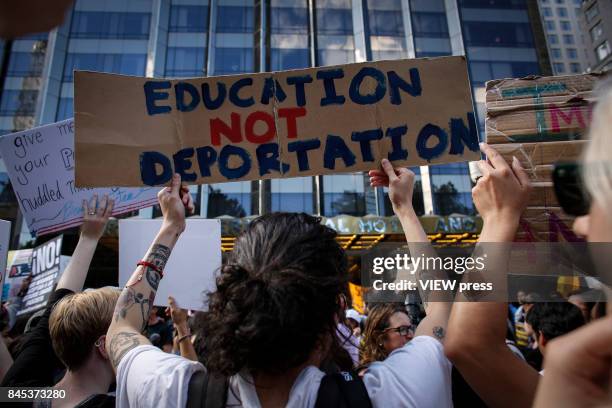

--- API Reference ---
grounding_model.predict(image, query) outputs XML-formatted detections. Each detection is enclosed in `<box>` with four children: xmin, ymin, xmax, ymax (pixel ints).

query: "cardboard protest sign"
<box><xmin>485</xmin><ymin>74</ymin><xmax>597</xmax><ymax>242</ymax></box>
<box><xmin>0</xmin><ymin>220</ymin><xmax>11</xmax><ymax>299</ymax></box>
<box><xmin>75</xmin><ymin>56</ymin><xmax>479</xmax><ymax>187</ymax></box>
<box><xmin>119</xmin><ymin>219</ymin><xmax>221</xmax><ymax>311</ymax></box>
<box><xmin>1</xmin><ymin>249</ymin><xmax>32</xmax><ymax>301</ymax></box>
<box><xmin>0</xmin><ymin>119</ymin><xmax>160</xmax><ymax>236</ymax></box>
<box><xmin>18</xmin><ymin>236</ymin><xmax>70</xmax><ymax>316</ymax></box>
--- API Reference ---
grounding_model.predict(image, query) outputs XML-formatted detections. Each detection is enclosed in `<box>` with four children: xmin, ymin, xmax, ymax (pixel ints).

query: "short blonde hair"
<box><xmin>584</xmin><ymin>77</ymin><xmax>612</xmax><ymax>207</ymax></box>
<box><xmin>49</xmin><ymin>287</ymin><xmax>120</xmax><ymax>370</ymax></box>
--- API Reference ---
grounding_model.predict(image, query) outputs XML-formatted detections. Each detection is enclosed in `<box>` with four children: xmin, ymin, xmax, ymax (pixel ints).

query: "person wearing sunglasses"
<box><xmin>359</xmin><ymin>303</ymin><xmax>414</xmax><ymax>374</ymax></box>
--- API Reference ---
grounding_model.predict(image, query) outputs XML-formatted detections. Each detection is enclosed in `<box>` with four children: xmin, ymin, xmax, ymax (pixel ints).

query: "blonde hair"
<box><xmin>49</xmin><ymin>287</ymin><xmax>120</xmax><ymax>370</ymax></box>
<box><xmin>584</xmin><ymin>76</ymin><xmax>612</xmax><ymax>207</ymax></box>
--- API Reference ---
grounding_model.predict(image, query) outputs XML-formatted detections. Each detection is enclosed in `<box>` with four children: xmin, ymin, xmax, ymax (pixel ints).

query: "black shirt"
<box><xmin>2</xmin><ymin>289</ymin><xmax>73</xmax><ymax>387</ymax></box>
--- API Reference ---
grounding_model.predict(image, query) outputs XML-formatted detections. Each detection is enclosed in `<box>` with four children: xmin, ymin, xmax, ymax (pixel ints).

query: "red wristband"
<box><xmin>137</xmin><ymin>260</ymin><xmax>164</xmax><ymax>278</ymax></box>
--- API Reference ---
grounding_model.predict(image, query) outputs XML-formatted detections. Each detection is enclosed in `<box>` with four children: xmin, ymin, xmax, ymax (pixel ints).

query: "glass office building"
<box><xmin>0</xmin><ymin>0</ymin><xmax>549</xmax><ymax>244</ymax></box>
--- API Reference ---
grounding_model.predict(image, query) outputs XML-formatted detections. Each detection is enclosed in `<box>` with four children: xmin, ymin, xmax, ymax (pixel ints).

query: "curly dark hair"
<box><xmin>199</xmin><ymin>213</ymin><xmax>350</xmax><ymax>376</ymax></box>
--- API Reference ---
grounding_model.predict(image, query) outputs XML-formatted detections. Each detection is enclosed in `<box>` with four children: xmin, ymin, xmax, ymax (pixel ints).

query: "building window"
<box><xmin>368</xmin><ymin>9</ymin><xmax>405</xmax><ymax>37</ymax></box>
<box><xmin>271</xmin><ymin>178</ymin><xmax>314</xmax><ymax>213</ymax></box>
<box><xmin>570</xmin><ymin>62</ymin><xmax>581</xmax><ymax>73</ymax></box>
<box><xmin>566</xmin><ymin>48</ymin><xmax>577</xmax><ymax>59</ymax></box>
<box><xmin>0</xmin><ymin>90</ymin><xmax>38</xmax><ymax>115</ymax></box>
<box><xmin>596</xmin><ymin>41</ymin><xmax>611</xmax><ymax>62</ymax></box>
<box><xmin>412</xmin><ymin>12</ymin><xmax>448</xmax><ymax>37</ymax></box>
<box><xmin>56</xmin><ymin>97</ymin><xmax>73</xmax><ymax>121</ymax></box>
<box><xmin>555</xmin><ymin>0</ymin><xmax>564</xmax><ymax>3</ymax></box>
<box><xmin>213</xmin><ymin>47</ymin><xmax>254</xmax><ymax>75</ymax></box>
<box><xmin>316</xmin><ymin>0</ymin><xmax>355</xmax><ymax>66</ymax></box>
<box><xmin>554</xmin><ymin>62</ymin><xmax>565</xmax><ymax>73</ymax></box>
<box><xmin>542</xmin><ymin>7</ymin><xmax>552</xmax><ymax>17</ymax></box>
<box><xmin>70</xmin><ymin>11</ymin><xmax>150</xmax><ymax>39</ymax></box>
<box><xmin>560</xmin><ymin>21</ymin><xmax>571</xmax><ymax>31</ymax></box>
<box><xmin>316</xmin><ymin>6</ymin><xmax>353</xmax><ymax>35</ymax></box>
<box><xmin>548</xmin><ymin>34</ymin><xmax>558</xmax><ymax>44</ymax></box>
<box><xmin>270</xmin><ymin>0</ymin><xmax>310</xmax><ymax>70</ymax></box>
<box><xmin>165</xmin><ymin>47</ymin><xmax>205</xmax><ymax>77</ymax></box>
<box><xmin>551</xmin><ymin>48</ymin><xmax>562</xmax><ymax>58</ymax></box>
<box><xmin>6</xmin><ymin>52</ymin><xmax>43</xmax><ymax>76</ymax></box>
<box><xmin>169</xmin><ymin>5</ymin><xmax>208</xmax><ymax>33</ymax></box>
<box><xmin>63</xmin><ymin>53</ymin><xmax>147</xmax><ymax>81</ymax></box>
<box><xmin>557</xmin><ymin>7</ymin><xmax>568</xmax><ymax>17</ymax></box>
<box><xmin>573</xmin><ymin>0</ymin><xmax>581</xmax><ymax>4</ymax></box>
<box><xmin>271</xmin><ymin>49</ymin><xmax>309</xmax><ymax>71</ymax></box>
<box><xmin>585</xmin><ymin>3</ymin><xmax>599</xmax><ymax>23</ymax></box>
<box><xmin>270</xmin><ymin>5</ymin><xmax>308</xmax><ymax>34</ymax></box>
<box><xmin>322</xmin><ymin>174</ymin><xmax>366</xmax><ymax>217</ymax></box>
<box><xmin>216</xmin><ymin>5</ymin><xmax>254</xmax><ymax>33</ymax></box>
<box><xmin>563</xmin><ymin>34</ymin><xmax>574</xmax><ymax>44</ymax></box>
<box><xmin>545</xmin><ymin>20</ymin><xmax>556</xmax><ymax>32</ymax></box>
<box><xmin>463</xmin><ymin>22</ymin><xmax>534</xmax><ymax>47</ymax></box>
<box><xmin>590</xmin><ymin>22</ymin><xmax>603</xmax><ymax>43</ymax></box>
<box><xmin>430</xmin><ymin>163</ymin><xmax>475</xmax><ymax>216</ymax></box>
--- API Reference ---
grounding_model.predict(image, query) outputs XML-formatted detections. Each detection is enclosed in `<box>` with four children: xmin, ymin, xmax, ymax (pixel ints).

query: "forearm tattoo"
<box><xmin>114</xmin><ymin>287</ymin><xmax>154</xmax><ymax>332</ymax></box>
<box><xmin>109</xmin><ymin>331</ymin><xmax>142</xmax><ymax>368</ymax></box>
<box><xmin>141</xmin><ymin>244</ymin><xmax>169</xmax><ymax>290</ymax></box>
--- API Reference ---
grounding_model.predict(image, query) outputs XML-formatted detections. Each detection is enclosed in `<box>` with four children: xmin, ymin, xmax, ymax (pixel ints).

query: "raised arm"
<box><xmin>168</xmin><ymin>296</ymin><xmax>198</xmax><ymax>361</ymax></box>
<box><xmin>369</xmin><ymin>159</ymin><xmax>451</xmax><ymax>341</ymax></box>
<box><xmin>56</xmin><ymin>195</ymin><xmax>114</xmax><ymax>292</ymax></box>
<box><xmin>445</xmin><ymin>143</ymin><xmax>539</xmax><ymax>408</ymax></box>
<box><xmin>2</xmin><ymin>195</ymin><xmax>113</xmax><ymax>387</ymax></box>
<box><xmin>106</xmin><ymin>174</ymin><xmax>194</xmax><ymax>371</ymax></box>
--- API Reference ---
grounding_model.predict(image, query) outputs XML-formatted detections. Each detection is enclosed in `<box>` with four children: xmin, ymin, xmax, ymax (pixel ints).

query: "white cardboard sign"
<box><xmin>0</xmin><ymin>119</ymin><xmax>160</xmax><ymax>236</ymax></box>
<box><xmin>119</xmin><ymin>218</ymin><xmax>222</xmax><ymax>311</ymax></box>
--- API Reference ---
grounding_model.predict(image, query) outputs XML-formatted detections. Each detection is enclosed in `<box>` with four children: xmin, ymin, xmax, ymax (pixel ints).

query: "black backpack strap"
<box><xmin>205</xmin><ymin>373</ymin><xmax>229</xmax><ymax>408</ymax></box>
<box><xmin>187</xmin><ymin>368</ymin><xmax>229</xmax><ymax>408</ymax></box>
<box><xmin>315</xmin><ymin>371</ymin><xmax>373</xmax><ymax>408</ymax></box>
<box><xmin>187</xmin><ymin>370</ymin><xmax>208</xmax><ymax>408</ymax></box>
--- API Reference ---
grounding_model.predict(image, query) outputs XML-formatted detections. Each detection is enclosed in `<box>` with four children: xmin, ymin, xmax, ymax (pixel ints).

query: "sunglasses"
<box><xmin>384</xmin><ymin>325</ymin><xmax>414</xmax><ymax>337</ymax></box>
<box><xmin>552</xmin><ymin>162</ymin><xmax>591</xmax><ymax>216</ymax></box>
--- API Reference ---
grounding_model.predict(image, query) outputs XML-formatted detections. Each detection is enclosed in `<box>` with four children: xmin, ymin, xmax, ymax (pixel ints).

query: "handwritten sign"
<box><xmin>1</xmin><ymin>248</ymin><xmax>32</xmax><ymax>302</ymax></box>
<box><xmin>118</xmin><ymin>218</ymin><xmax>221</xmax><ymax>311</ymax></box>
<box><xmin>75</xmin><ymin>56</ymin><xmax>479</xmax><ymax>187</ymax></box>
<box><xmin>0</xmin><ymin>119</ymin><xmax>160</xmax><ymax>236</ymax></box>
<box><xmin>17</xmin><ymin>235</ymin><xmax>70</xmax><ymax>316</ymax></box>
<box><xmin>0</xmin><ymin>220</ymin><xmax>10</xmax><ymax>299</ymax></box>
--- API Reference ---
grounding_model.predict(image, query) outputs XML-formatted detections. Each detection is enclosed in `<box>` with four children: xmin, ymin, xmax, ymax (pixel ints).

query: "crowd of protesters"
<box><xmin>0</xmin><ymin>72</ymin><xmax>611</xmax><ymax>408</ymax></box>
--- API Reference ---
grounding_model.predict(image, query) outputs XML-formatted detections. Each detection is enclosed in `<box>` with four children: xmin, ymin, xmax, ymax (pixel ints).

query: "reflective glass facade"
<box><xmin>0</xmin><ymin>0</ymin><xmax>549</xmax><ymax>241</ymax></box>
<box><xmin>0</xmin><ymin>33</ymin><xmax>48</xmax><ymax>242</ymax></box>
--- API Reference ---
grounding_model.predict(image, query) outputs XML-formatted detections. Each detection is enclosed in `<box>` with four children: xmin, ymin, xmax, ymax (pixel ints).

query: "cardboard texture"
<box><xmin>485</xmin><ymin>74</ymin><xmax>600</xmax><ymax>242</ymax></box>
<box><xmin>486</xmin><ymin>73</ymin><xmax>600</xmax><ymax>144</ymax></box>
<box><xmin>74</xmin><ymin>56</ymin><xmax>479</xmax><ymax>187</ymax></box>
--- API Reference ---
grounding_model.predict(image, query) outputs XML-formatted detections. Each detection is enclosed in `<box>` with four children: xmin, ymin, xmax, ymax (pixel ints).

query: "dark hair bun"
<box><xmin>200</xmin><ymin>213</ymin><xmax>349</xmax><ymax>376</ymax></box>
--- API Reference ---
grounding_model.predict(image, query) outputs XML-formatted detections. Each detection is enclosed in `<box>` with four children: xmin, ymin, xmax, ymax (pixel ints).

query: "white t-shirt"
<box><xmin>116</xmin><ymin>336</ymin><xmax>452</xmax><ymax>408</ymax></box>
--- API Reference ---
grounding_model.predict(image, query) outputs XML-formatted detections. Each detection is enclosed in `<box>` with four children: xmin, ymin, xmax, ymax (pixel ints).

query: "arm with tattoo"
<box><xmin>106</xmin><ymin>174</ymin><xmax>194</xmax><ymax>371</ymax></box>
<box><xmin>372</xmin><ymin>160</ymin><xmax>452</xmax><ymax>342</ymax></box>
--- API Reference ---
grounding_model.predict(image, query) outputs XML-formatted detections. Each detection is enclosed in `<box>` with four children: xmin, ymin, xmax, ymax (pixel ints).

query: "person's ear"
<box><xmin>95</xmin><ymin>335</ymin><xmax>109</xmax><ymax>360</ymax></box>
<box><xmin>538</xmin><ymin>331</ymin><xmax>548</xmax><ymax>347</ymax></box>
